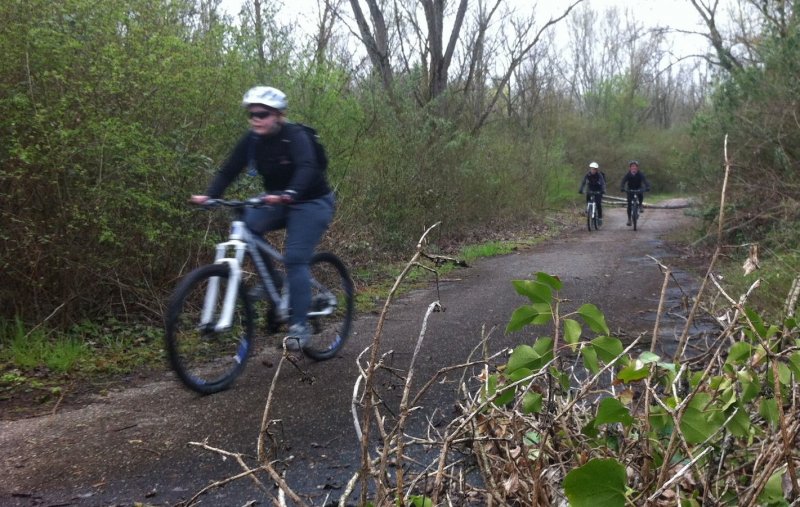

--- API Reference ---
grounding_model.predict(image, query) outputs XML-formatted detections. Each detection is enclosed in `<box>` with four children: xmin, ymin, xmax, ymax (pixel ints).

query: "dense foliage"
<box><xmin>2</xmin><ymin>0</ymin><xmax>788</xmax><ymax>333</ymax></box>
<box><xmin>474</xmin><ymin>272</ymin><xmax>800</xmax><ymax>506</ymax></box>
<box><xmin>688</xmin><ymin>0</ymin><xmax>800</xmax><ymax>311</ymax></box>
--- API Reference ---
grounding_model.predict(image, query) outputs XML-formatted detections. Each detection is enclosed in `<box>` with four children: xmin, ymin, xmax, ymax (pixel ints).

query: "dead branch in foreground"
<box><xmin>180</xmin><ymin>137</ymin><xmax>799</xmax><ymax>506</ymax></box>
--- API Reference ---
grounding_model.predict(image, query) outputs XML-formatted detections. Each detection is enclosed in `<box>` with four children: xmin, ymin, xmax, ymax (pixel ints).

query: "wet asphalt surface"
<box><xmin>1</xmin><ymin>201</ymin><xmax>704</xmax><ymax>506</ymax></box>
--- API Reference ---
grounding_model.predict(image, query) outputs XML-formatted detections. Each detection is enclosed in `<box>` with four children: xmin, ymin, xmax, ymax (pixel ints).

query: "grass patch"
<box><xmin>0</xmin><ymin>317</ymin><xmax>165</xmax><ymax>395</ymax></box>
<box><xmin>459</xmin><ymin>241</ymin><xmax>518</xmax><ymax>262</ymax></box>
<box><xmin>716</xmin><ymin>248</ymin><xmax>800</xmax><ymax>321</ymax></box>
<box><xmin>1</xmin><ymin>319</ymin><xmax>89</xmax><ymax>373</ymax></box>
<box><xmin>352</xmin><ymin>233</ymin><xmax>548</xmax><ymax>315</ymax></box>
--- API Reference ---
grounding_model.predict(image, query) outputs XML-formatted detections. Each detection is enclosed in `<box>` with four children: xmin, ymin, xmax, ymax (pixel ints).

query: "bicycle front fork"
<box><xmin>202</xmin><ymin>224</ymin><xmax>248</xmax><ymax>332</ymax></box>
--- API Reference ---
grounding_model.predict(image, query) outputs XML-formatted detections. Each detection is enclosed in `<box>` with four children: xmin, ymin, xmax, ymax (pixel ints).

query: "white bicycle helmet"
<box><xmin>589</xmin><ymin>162</ymin><xmax>600</xmax><ymax>169</ymax></box>
<box><xmin>241</xmin><ymin>86</ymin><xmax>287</xmax><ymax>111</ymax></box>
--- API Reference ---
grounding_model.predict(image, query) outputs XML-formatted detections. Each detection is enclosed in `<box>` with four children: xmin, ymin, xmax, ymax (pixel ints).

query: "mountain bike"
<box><xmin>585</xmin><ymin>191</ymin><xmax>602</xmax><ymax>231</ymax></box>
<box><xmin>625</xmin><ymin>188</ymin><xmax>645</xmax><ymax>231</ymax></box>
<box><xmin>164</xmin><ymin>197</ymin><xmax>354</xmax><ymax>394</ymax></box>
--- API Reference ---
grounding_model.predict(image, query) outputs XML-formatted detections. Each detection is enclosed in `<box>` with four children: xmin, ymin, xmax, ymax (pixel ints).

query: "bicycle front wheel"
<box><xmin>586</xmin><ymin>206</ymin><xmax>592</xmax><ymax>231</ymax></box>
<box><xmin>632</xmin><ymin>206</ymin><xmax>639</xmax><ymax>231</ymax></box>
<box><xmin>164</xmin><ymin>264</ymin><xmax>254</xmax><ymax>394</ymax></box>
<box><xmin>304</xmin><ymin>252</ymin><xmax>355</xmax><ymax>361</ymax></box>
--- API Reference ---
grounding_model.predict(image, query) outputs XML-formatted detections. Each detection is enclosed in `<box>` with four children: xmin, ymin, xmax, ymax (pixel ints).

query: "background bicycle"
<box><xmin>164</xmin><ymin>197</ymin><xmax>354</xmax><ymax>394</ymax></box>
<box><xmin>626</xmin><ymin>188</ymin><xmax>645</xmax><ymax>231</ymax></box>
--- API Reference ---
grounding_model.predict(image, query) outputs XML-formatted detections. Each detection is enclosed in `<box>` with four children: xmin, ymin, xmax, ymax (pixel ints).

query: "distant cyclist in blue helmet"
<box><xmin>620</xmin><ymin>160</ymin><xmax>651</xmax><ymax>226</ymax></box>
<box><xmin>190</xmin><ymin>86</ymin><xmax>335</xmax><ymax>350</ymax></box>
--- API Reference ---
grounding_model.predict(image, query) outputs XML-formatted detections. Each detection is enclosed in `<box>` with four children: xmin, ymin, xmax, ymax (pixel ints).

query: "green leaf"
<box><xmin>535</xmin><ymin>272</ymin><xmax>563</xmax><ymax>291</ymax></box>
<box><xmin>409</xmin><ymin>495</ymin><xmax>433</xmax><ymax>507</ymax></box>
<box><xmin>657</xmin><ymin>361</ymin><xmax>677</xmax><ymax>377</ymax></box>
<box><xmin>582</xmin><ymin>345</ymin><xmax>600</xmax><ymax>374</ymax></box>
<box><xmin>740</xmin><ymin>373</ymin><xmax>761</xmax><ymax>404</ymax></box>
<box><xmin>757</xmin><ymin>471</ymin><xmax>789</xmax><ymax>507</ymax></box>
<box><xmin>725</xmin><ymin>406</ymin><xmax>751</xmax><ymax>438</ymax></box>
<box><xmin>759</xmin><ymin>398</ymin><xmax>779</xmax><ymax>425</ymax></box>
<box><xmin>680</xmin><ymin>393</ymin><xmax>724</xmax><ymax>444</ymax></box>
<box><xmin>689</xmin><ymin>370</ymin><xmax>704</xmax><ymax>389</ymax></box>
<box><xmin>649</xmin><ymin>404</ymin><xmax>673</xmax><ymax>434</ymax></box>
<box><xmin>506</xmin><ymin>305</ymin><xmax>540</xmax><ymax>333</ymax></box>
<box><xmin>530</xmin><ymin>303</ymin><xmax>553</xmax><ymax>325</ymax></box>
<box><xmin>582</xmin><ymin>418</ymin><xmax>599</xmax><ymax>438</ymax></box>
<box><xmin>777</xmin><ymin>361</ymin><xmax>792</xmax><ymax>385</ymax></box>
<box><xmin>563</xmin><ymin>318</ymin><xmax>582</xmax><ymax>348</ymax></box>
<box><xmin>591</xmin><ymin>336</ymin><xmax>624</xmax><ymax>363</ymax></box>
<box><xmin>720</xmin><ymin>386</ymin><xmax>737</xmax><ymax>410</ymax></box>
<box><xmin>788</xmin><ymin>352</ymin><xmax>800</xmax><ymax>378</ymax></box>
<box><xmin>532</xmin><ymin>336</ymin><xmax>555</xmax><ymax>358</ymax></box>
<box><xmin>507</xmin><ymin>340</ymin><xmax>553</xmax><ymax>375</ymax></box>
<box><xmin>507</xmin><ymin>367</ymin><xmax>533</xmax><ymax>383</ymax></box>
<box><xmin>578</xmin><ymin>303</ymin><xmax>610</xmax><ymax>334</ymax></box>
<box><xmin>506</xmin><ymin>303</ymin><xmax>552</xmax><ymax>332</ymax></box>
<box><xmin>549</xmin><ymin>366</ymin><xmax>570</xmax><ymax>391</ymax></box>
<box><xmin>727</xmin><ymin>341</ymin><xmax>753</xmax><ymax>364</ymax></box>
<box><xmin>745</xmin><ymin>307</ymin><xmax>768</xmax><ymax>338</ymax></box>
<box><xmin>512</xmin><ymin>280</ymin><xmax>552</xmax><ymax>304</ymax></box>
<box><xmin>639</xmin><ymin>351</ymin><xmax>661</xmax><ymax>364</ymax></box>
<box><xmin>523</xmin><ymin>431</ymin><xmax>541</xmax><ymax>445</ymax></box>
<box><xmin>522</xmin><ymin>392</ymin><xmax>543</xmax><ymax>414</ymax></box>
<box><xmin>483</xmin><ymin>374</ymin><xmax>498</xmax><ymax>401</ymax></box>
<box><xmin>494</xmin><ymin>386</ymin><xmax>515</xmax><ymax>406</ymax></box>
<box><xmin>564</xmin><ymin>458</ymin><xmax>627</xmax><ymax>507</ymax></box>
<box><xmin>617</xmin><ymin>360</ymin><xmax>650</xmax><ymax>383</ymax></box>
<box><xmin>595</xmin><ymin>397</ymin><xmax>634</xmax><ymax>427</ymax></box>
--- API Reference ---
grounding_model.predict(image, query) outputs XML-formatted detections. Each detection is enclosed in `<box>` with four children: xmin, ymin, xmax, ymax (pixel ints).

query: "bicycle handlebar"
<box><xmin>199</xmin><ymin>197</ymin><xmax>266</xmax><ymax>208</ymax></box>
<box><xmin>621</xmin><ymin>188</ymin><xmax>648</xmax><ymax>193</ymax></box>
<box><xmin>193</xmin><ymin>192</ymin><xmax>303</xmax><ymax>209</ymax></box>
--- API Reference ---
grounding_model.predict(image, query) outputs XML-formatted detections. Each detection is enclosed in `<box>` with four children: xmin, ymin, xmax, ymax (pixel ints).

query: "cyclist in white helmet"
<box><xmin>190</xmin><ymin>86</ymin><xmax>335</xmax><ymax>350</ymax></box>
<box><xmin>579</xmin><ymin>161</ymin><xmax>606</xmax><ymax>225</ymax></box>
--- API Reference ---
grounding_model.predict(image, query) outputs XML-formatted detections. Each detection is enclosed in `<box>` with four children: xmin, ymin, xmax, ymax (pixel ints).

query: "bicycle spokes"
<box><xmin>302</xmin><ymin>253</ymin><xmax>354</xmax><ymax>361</ymax></box>
<box><xmin>165</xmin><ymin>264</ymin><xmax>254</xmax><ymax>394</ymax></box>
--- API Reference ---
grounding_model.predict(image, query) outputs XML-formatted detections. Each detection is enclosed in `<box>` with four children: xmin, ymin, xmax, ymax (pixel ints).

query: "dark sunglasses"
<box><xmin>248</xmin><ymin>110</ymin><xmax>276</xmax><ymax>120</ymax></box>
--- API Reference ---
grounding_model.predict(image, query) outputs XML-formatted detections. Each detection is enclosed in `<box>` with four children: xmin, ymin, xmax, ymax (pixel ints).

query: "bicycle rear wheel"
<box><xmin>164</xmin><ymin>264</ymin><xmax>254</xmax><ymax>394</ymax></box>
<box><xmin>303</xmin><ymin>252</ymin><xmax>354</xmax><ymax>361</ymax></box>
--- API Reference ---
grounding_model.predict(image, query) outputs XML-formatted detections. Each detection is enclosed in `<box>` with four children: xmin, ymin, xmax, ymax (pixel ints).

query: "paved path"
<box><xmin>1</xmin><ymin>202</ymin><xmax>699</xmax><ymax>506</ymax></box>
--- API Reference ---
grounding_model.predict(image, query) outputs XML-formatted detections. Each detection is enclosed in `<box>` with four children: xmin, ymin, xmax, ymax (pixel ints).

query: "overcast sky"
<box><xmin>219</xmin><ymin>0</ymin><xmax>718</xmax><ymax>60</ymax></box>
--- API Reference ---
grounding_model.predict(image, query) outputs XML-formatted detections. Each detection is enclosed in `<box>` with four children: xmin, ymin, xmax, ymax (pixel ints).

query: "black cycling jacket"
<box><xmin>620</xmin><ymin>170</ymin><xmax>651</xmax><ymax>191</ymax></box>
<box><xmin>205</xmin><ymin>123</ymin><xmax>331</xmax><ymax>201</ymax></box>
<box><xmin>579</xmin><ymin>171</ymin><xmax>606</xmax><ymax>193</ymax></box>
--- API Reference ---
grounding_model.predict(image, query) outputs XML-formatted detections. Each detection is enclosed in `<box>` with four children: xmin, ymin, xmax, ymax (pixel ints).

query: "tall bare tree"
<box><xmin>421</xmin><ymin>0</ymin><xmax>468</xmax><ymax>100</ymax></box>
<box><xmin>349</xmin><ymin>0</ymin><xmax>395</xmax><ymax>97</ymax></box>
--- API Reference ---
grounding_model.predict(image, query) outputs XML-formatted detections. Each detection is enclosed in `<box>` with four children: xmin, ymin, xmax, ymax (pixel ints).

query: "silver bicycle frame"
<box><xmin>201</xmin><ymin>216</ymin><xmax>337</xmax><ymax>330</ymax></box>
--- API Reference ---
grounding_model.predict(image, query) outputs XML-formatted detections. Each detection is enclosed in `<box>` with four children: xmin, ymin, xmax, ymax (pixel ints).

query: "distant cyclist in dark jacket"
<box><xmin>190</xmin><ymin>86</ymin><xmax>334</xmax><ymax>351</ymax></box>
<box><xmin>578</xmin><ymin>161</ymin><xmax>606</xmax><ymax>223</ymax></box>
<box><xmin>620</xmin><ymin>160</ymin><xmax>651</xmax><ymax>226</ymax></box>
